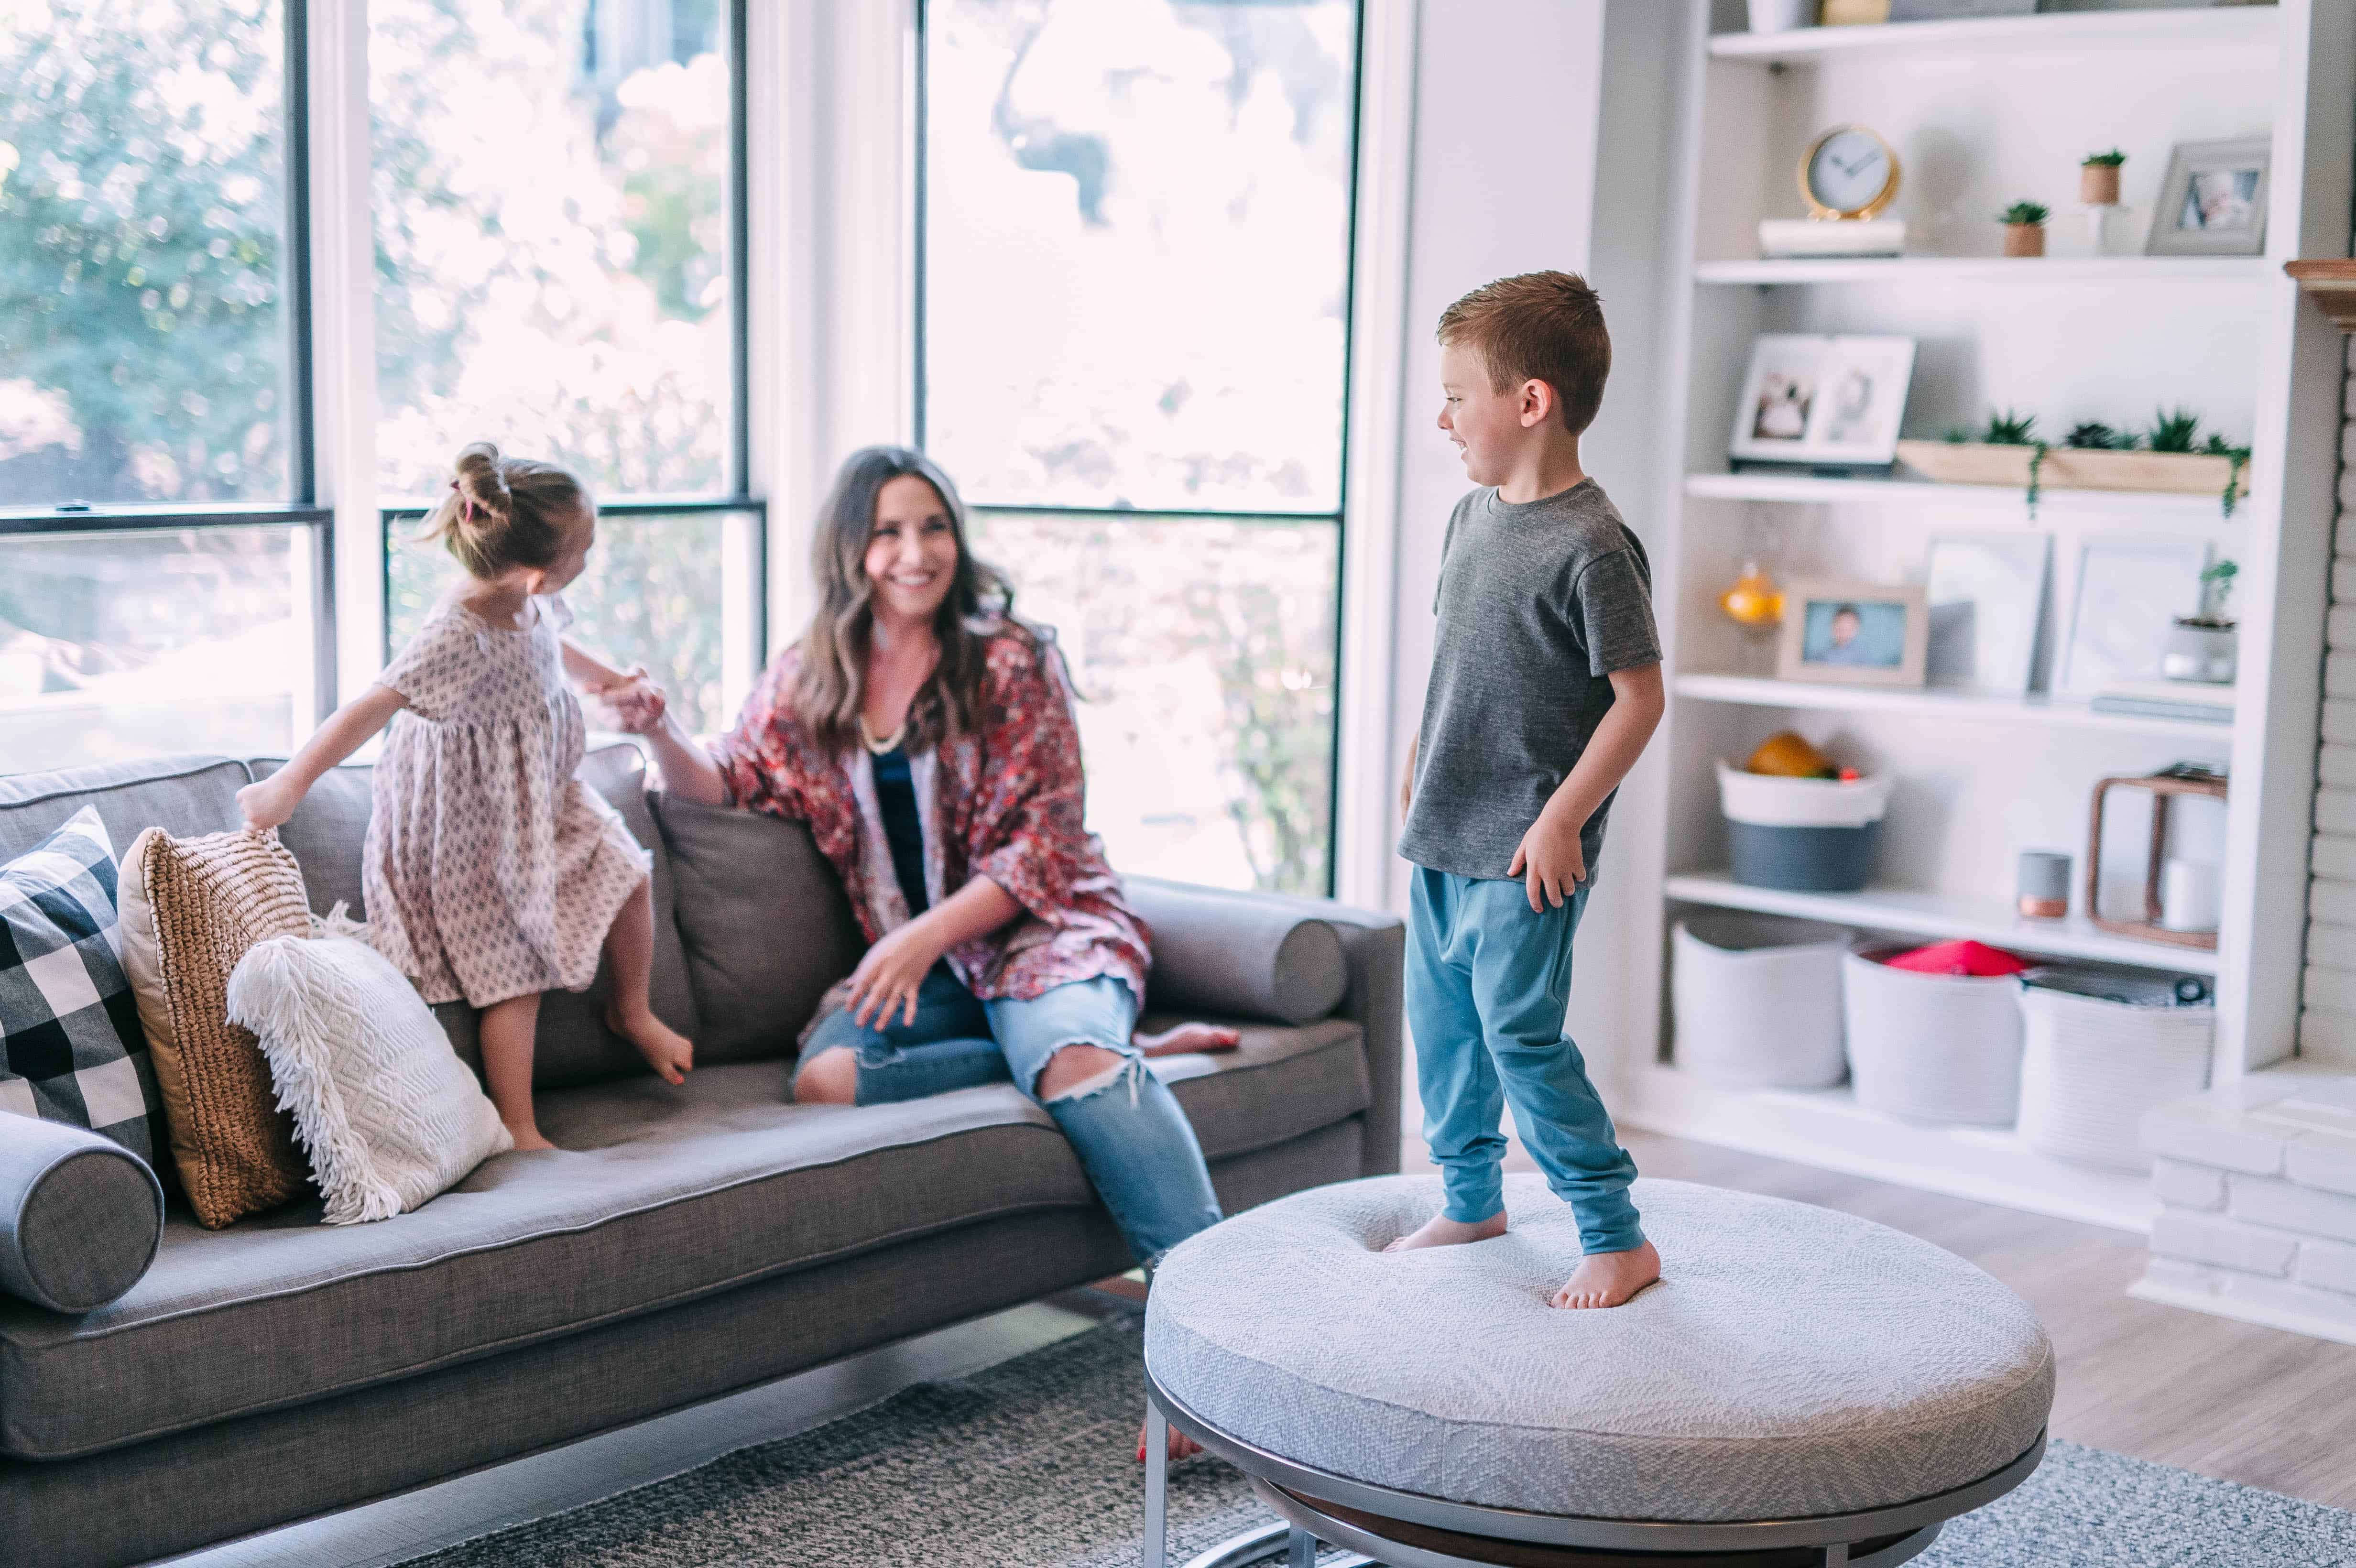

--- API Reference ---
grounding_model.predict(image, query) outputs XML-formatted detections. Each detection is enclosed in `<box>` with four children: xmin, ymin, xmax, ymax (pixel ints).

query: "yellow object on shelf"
<box><xmin>1719</xmin><ymin>561</ymin><xmax>1786</xmax><ymax>629</ymax></box>
<box><xmin>1745</xmin><ymin>730</ymin><xmax>1834</xmax><ymax>779</ymax></box>
<box><xmin>1819</xmin><ymin>0</ymin><xmax>1891</xmax><ymax>22</ymax></box>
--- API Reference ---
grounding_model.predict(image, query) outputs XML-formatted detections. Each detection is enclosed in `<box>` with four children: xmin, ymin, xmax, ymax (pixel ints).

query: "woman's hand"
<box><xmin>844</xmin><ymin>921</ymin><xmax>945</xmax><ymax>1029</ymax></box>
<box><xmin>591</xmin><ymin>668</ymin><xmax>668</xmax><ymax>734</ymax></box>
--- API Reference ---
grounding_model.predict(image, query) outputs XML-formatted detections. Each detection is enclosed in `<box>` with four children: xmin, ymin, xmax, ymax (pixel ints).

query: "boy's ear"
<box><xmin>1518</xmin><ymin>378</ymin><xmax>1556</xmax><ymax>429</ymax></box>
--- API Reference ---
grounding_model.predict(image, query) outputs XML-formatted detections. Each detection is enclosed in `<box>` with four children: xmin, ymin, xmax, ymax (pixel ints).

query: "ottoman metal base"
<box><xmin>1145</xmin><ymin>1367</ymin><xmax>2040</xmax><ymax>1568</ymax></box>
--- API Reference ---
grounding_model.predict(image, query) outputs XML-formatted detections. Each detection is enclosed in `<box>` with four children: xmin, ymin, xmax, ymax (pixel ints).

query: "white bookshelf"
<box><xmin>1616</xmin><ymin>1</ymin><xmax>2353</xmax><ymax>1231</ymax></box>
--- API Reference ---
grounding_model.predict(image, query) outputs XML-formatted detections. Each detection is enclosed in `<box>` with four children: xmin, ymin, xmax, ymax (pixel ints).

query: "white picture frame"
<box><xmin>2146</xmin><ymin>137</ymin><xmax>2270</xmax><ymax>257</ymax></box>
<box><xmin>2059</xmin><ymin>537</ymin><xmax>2211</xmax><ymax>697</ymax></box>
<box><xmin>1777</xmin><ymin>579</ymin><xmax>1930</xmax><ymax>687</ymax></box>
<box><xmin>1924</xmin><ymin>532</ymin><xmax>2051</xmax><ymax>697</ymax></box>
<box><xmin>1730</xmin><ymin>334</ymin><xmax>1917</xmax><ymax>466</ymax></box>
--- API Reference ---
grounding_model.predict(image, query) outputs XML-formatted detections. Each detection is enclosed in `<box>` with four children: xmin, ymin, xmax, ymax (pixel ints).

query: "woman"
<box><xmin>629</xmin><ymin>446</ymin><xmax>1236</xmax><ymax>1278</ymax></box>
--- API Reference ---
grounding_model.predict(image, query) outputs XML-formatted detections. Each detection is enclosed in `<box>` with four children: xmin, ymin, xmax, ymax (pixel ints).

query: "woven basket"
<box><xmin>2018</xmin><ymin>982</ymin><xmax>2213</xmax><ymax>1172</ymax></box>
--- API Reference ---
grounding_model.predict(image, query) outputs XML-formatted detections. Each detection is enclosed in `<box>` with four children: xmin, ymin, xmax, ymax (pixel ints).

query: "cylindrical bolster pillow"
<box><xmin>0</xmin><ymin>1120</ymin><xmax>164</xmax><ymax>1312</ymax></box>
<box><xmin>1128</xmin><ymin>880</ymin><xmax>1348</xmax><ymax>1026</ymax></box>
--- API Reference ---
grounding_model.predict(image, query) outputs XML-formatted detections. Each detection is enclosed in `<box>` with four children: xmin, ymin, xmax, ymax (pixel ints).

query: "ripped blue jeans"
<box><xmin>800</xmin><ymin>964</ymin><xmax>1223</xmax><ymax>1265</ymax></box>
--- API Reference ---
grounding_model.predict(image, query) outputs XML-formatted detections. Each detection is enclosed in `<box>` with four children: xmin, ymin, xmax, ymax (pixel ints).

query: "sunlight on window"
<box><xmin>970</xmin><ymin>511</ymin><xmax>1337</xmax><ymax>895</ymax></box>
<box><xmin>0</xmin><ymin>527</ymin><xmax>305</xmax><ymax>771</ymax></box>
<box><xmin>0</xmin><ymin>0</ymin><xmax>291</xmax><ymax>506</ymax></box>
<box><xmin>924</xmin><ymin>0</ymin><xmax>1359</xmax><ymax>513</ymax></box>
<box><xmin>371</xmin><ymin>0</ymin><xmax>731</xmax><ymax>500</ymax></box>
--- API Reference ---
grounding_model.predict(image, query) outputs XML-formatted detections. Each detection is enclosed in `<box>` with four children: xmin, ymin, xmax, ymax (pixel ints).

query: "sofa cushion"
<box><xmin>0</xmin><ymin>757</ymin><xmax>252</xmax><ymax>864</ymax></box>
<box><xmin>647</xmin><ymin>793</ymin><xmax>863</xmax><ymax>1065</ymax></box>
<box><xmin>252</xmin><ymin>742</ymin><xmax>697</xmax><ymax>1089</ymax></box>
<box><xmin>0</xmin><ymin>1117</ymin><xmax>163</xmax><ymax>1314</ymax></box>
<box><xmin>1129</xmin><ymin>877</ymin><xmax>1349</xmax><ymax>1026</ymax></box>
<box><xmin>0</xmin><ymin>1011</ymin><xmax>1369</xmax><ymax>1459</ymax></box>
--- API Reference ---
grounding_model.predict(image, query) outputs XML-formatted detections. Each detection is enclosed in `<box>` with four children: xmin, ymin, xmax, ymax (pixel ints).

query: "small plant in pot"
<box><xmin>2162</xmin><ymin>559</ymin><xmax>2238</xmax><ymax>685</ymax></box>
<box><xmin>2080</xmin><ymin>149</ymin><xmax>2125</xmax><ymax>207</ymax></box>
<box><xmin>2065</xmin><ymin>421</ymin><xmax>2127</xmax><ymax>450</ymax></box>
<box><xmin>2000</xmin><ymin>199</ymin><xmax>2049</xmax><ymax>258</ymax></box>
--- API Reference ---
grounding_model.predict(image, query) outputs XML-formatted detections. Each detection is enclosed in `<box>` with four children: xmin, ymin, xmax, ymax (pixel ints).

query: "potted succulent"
<box><xmin>2080</xmin><ymin>149</ymin><xmax>2125</xmax><ymax>207</ymax></box>
<box><xmin>1896</xmin><ymin>407</ymin><xmax>2251</xmax><ymax>518</ymax></box>
<box><xmin>2162</xmin><ymin>560</ymin><xmax>2238</xmax><ymax>685</ymax></box>
<box><xmin>2000</xmin><ymin>199</ymin><xmax>2049</xmax><ymax>257</ymax></box>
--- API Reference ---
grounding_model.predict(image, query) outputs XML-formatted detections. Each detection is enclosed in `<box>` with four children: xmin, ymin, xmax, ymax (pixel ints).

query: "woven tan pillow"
<box><xmin>118</xmin><ymin>828</ymin><xmax>315</xmax><ymax>1228</ymax></box>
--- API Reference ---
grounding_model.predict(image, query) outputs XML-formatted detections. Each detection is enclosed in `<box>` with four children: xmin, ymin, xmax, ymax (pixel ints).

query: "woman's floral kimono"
<box><xmin>708</xmin><ymin>623</ymin><xmax>1152</xmax><ymax>1015</ymax></box>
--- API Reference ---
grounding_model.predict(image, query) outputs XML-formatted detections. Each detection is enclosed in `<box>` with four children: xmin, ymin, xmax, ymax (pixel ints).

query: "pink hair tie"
<box><xmin>449</xmin><ymin>478</ymin><xmax>474</xmax><ymax>523</ymax></box>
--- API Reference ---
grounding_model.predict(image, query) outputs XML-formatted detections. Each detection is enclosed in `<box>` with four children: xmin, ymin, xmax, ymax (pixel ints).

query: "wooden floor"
<box><xmin>1611</xmin><ymin>1130</ymin><xmax>2356</xmax><ymax>1510</ymax></box>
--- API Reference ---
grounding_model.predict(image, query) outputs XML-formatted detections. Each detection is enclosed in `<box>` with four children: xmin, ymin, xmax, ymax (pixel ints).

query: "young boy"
<box><xmin>1390</xmin><ymin>271</ymin><xmax>1666</xmax><ymax>1310</ymax></box>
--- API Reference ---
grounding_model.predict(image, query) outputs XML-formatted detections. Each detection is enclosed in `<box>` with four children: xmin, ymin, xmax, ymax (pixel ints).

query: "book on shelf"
<box><xmin>2089</xmin><ymin>679</ymin><xmax>2234</xmax><ymax>725</ymax></box>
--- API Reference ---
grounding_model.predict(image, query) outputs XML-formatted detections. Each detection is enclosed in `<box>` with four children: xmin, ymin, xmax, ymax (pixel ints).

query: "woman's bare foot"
<box><xmin>1550</xmin><ymin>1240</ymin><xmax>1661</xmax><ymax>1309</ymax></box>
<box><xmin>504</xmin><ymin>1123</ymin><xmax>557</xmax><ymax>1153</ymax></box>
<box><xmin>1383</xmin><ymin>1209</ymin><xmax>1509</xmax><ymax>1253</ymax></box>
<box><xmin>608</xmin><ymin>1005</ymin><xmax>694</xmax><ymax>1086</ymax></box>
<box><xmin>1137</xmin><ymin>1420</ymin><xmax>1202</xmax><ymax>1463</ymax></box>
<box><xmin>1135</xmin><ymin>1021</ymin><xmax>1241</xmax><ymax>1058</ymax></box>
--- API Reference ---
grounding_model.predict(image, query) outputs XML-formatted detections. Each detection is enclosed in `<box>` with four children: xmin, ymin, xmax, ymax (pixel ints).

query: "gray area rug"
<box><xmin>398</xmin><ymin>1318</ymin><xmax>2356</xmax><ymax>1568</ymax></box>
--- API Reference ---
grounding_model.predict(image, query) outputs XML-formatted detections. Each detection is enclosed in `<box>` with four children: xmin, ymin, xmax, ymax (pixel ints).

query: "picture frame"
<box><xmin>2058</xmin><ymin>537</ymin><xmax>2212</xmax><ymax>697</ymax></box>
<box><xmin>2146</xmin><ymin>137</ymin><xmax>2270</xmax><ymax>257</ymax></box>
<box><xmin>1777</xmin><ymin>579</ymin><xmax>1930</xmax><ymax>687</ymax></box>
<box><xmin>1924</xmin><ymin>532</ymin><xmax>2051</xmax><ymax>697</ymax></box>
<box><xmin>1730</xmin><ymin>334</ymin><xmax>1917</xmax><ymax>467</ymax></box>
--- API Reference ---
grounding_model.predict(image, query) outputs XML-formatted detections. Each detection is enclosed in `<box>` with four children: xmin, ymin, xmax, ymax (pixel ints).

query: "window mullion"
<box><xmin>305</xmin><ymin>0</ymin><xmax>381</xmax><ymax>711</ymax></box>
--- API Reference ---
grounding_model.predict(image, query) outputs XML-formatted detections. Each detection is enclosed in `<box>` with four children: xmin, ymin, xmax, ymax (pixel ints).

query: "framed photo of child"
<box><xmin>1777</xmin><ymin>579</ymin><xmax>1930</xmax><ymax>687</ymax></box>
<box><xmin>2147</xmin><ymin>137</ymin><xmax>2269</xmax><ymax>257</ymax></box>
<box><xmin>1729</xmin><ymin>334</ymin><xmax>1916</xmax><ymax>468</ymax></box>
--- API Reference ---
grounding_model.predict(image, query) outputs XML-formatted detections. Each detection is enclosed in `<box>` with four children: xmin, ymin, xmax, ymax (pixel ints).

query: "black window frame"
<box><xmin>0</xmin><ymin>0</ymin><xmax>336</xmax><ymax>718</ymax></box>
<box><xmin>911</xmin><ymin>0</ymin><xmax>1369</xmax><ymax>897</ymax></box>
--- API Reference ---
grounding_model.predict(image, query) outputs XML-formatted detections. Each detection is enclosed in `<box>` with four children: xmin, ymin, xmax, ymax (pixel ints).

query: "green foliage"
<box><xmin>1983</xmin><ymin>409</ymin><xmax>2038</xmax><ymax>445</ymax></box>
<box><xmin>1942</xmin><ymin>428</ymin><xmax>1970</xmax><ymax>444</ymax></box>
<box><xmin>2081</xmin><ymin>149</ymin><xmax>2126</xmax><ymax>167</ymax></box>
<box><xmin>2065</xmin><ymin>422</ymin><xmax>2124</xmax><ymax>450</ymax></box>
<box><xmin>2197</xmin><ymin>558</ymin><xmax>2239</xmax><ymax>621</ymax></box>
<box><xmin>2146</xmin><ymin>407</ymin><xmax>2202</xmax><ymax>452</ymax></box>
<box><xmin>1999</xmin><ymin>200</ymin><xmax>2050</xmax><ymax>226</ymax></box>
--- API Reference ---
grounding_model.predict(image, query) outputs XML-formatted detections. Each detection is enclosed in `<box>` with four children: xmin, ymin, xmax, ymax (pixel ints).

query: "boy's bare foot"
<box><xmin>504</xmin><ymin>1125</ymin><xmax>557</xmax><ymax>1153</ymax></box>
<box><xmin>1383</xmin><ymin>1209</ymin><xmax>1509</xmax><ymax>1253</ymax></box>
<box><xmin>1135</xmin><ymin>1021</ymin><xmax>1241</xmax><ymax>1057</ymax></box>
<box><xmin>609</xmin><ymin>1005</ymin><xmax>694</xmax><ymax>1086</ymax></box>
<box><xmin>1137</xmin><ymin>1420</ymin><xmax>1201</xmax><ymax>1463</ymax></box>
<box><xmin>1550</xmin><ymin>1240</ymin><xmax>1661</xmax><ymax>1309</ymax></box>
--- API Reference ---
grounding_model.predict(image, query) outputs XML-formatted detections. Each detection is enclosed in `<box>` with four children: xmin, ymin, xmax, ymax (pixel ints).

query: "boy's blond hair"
<box><xmin>1436</xmin><ymin>271</ymin><xmax>1611</xmax><ymax>436</ymax></box>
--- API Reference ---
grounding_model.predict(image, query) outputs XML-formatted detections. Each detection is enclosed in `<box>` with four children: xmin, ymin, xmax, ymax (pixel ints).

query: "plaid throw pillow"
<box><xmin>0</xmin><ymin>807</ymin><xmax>162</xmax><ymax>1165</ymax></box>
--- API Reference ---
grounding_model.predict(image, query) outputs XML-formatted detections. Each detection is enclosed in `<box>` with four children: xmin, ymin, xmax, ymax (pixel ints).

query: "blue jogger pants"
<box><xmin>1405</xmin><ymin>867</ymin><xmax>1643</xmax><ymax>1255</ymax></box>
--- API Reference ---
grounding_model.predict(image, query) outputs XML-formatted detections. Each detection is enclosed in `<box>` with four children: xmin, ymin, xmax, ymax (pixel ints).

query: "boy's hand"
<box><xmin>1507</xmin><ymin>806</ymin><xmax>1586</xmax><ymax>913</ymax></box>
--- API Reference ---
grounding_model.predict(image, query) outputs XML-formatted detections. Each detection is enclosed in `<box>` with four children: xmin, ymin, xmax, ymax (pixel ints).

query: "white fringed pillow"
<box><xmin>226</xmin><ymin>934</ymin><xmax>512</xmax><ymax>1224</ymax></box>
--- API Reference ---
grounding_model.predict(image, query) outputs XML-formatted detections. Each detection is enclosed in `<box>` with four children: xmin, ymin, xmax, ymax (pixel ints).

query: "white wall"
<box><xmin>1380</xmin><ymin>0</ymin><xmax>1688</xmax><ymax>1149</ymax></box>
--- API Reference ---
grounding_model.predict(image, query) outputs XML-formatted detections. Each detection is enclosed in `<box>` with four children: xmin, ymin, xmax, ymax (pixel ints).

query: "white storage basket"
<box><xmin>2018</xmin><ymin>980</ymin><xmax>2213</xmax><ymax>1172</ymax></box>
<box><xmin>1672</xmin><ymin>915</ymin><xmax>1851</xmax><ymax>1089</ymax></box>
<box><xmin>1842</xmin><ymin>949</ymin><xmax>2024</xmax><ymax>1126</ymax></box>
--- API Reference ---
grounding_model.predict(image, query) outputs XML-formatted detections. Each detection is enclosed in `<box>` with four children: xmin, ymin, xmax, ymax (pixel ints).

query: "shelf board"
<box><xmin>1707</xmin><ymin>6</ymin><xmax>2278</xmax><ymax>66</ymax></box>
<box><xmin>1672</xmin><ymin>673</ymin><xmax>2234</xmax><ymax>742</ymax></box>
<box><xmin>1624</xmin><ymin>1066</ymin><xmax>2155</xmax><ymax>1233</ymax></box>
<box><xmin>1693</xmin><ymin>256</ymin><xmax>2275</xmax><ymax>286</ymax></box>
<box><xmin>1683</xmin><ymin>469</ymin><xmax>2232</xmax><ymax>526</ymax></box>
<box><xmin>2287</xmin><ymin>259</ymin><xmax>2356</xmax><ymax>333</ymax></box>
<box><xmin>1663</xmin><ymin>871</ymin><xmax>2221</xmax><ymax>976</ymax></box>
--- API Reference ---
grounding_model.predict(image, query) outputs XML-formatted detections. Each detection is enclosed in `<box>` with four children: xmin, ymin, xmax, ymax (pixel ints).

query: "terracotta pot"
<box><xmin>2003</xmin><ymin>223</ymin><xmax>2046</xmax><ymax>258</ymax></box>
<box><xmin>2080</xmin><ymin>164</ymin><xmax>2120</xmax><ymax>206</ymax></box>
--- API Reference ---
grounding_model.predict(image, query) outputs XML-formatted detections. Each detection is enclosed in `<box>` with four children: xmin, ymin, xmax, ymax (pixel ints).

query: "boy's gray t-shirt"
<box><xmin>1397</xmin><ymin>479</ymin><xmax>1660</xmax><ymax>882</ymax></box>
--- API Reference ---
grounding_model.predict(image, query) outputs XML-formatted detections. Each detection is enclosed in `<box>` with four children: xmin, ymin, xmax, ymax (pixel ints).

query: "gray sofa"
<box><xmin>0</xmin><ymin>746</ymin><xmax>1403</xmax><ymax>1568</ymax></box>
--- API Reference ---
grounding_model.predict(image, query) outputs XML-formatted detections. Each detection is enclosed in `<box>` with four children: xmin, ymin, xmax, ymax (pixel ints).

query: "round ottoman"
<box><xmin>1142</xmin><ymin>1175</ymin><xmax>2052</xmax><ymax>1568</ymax></box>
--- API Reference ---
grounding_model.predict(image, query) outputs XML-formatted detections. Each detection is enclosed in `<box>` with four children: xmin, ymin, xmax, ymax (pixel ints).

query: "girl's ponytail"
<box><xmin>415</xmin><ymin>441</ymin><xmax>589</xmax><ymax>580</ymax></box>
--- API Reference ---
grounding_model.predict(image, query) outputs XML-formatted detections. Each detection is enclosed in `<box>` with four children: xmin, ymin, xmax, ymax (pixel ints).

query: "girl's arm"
<box><xmin>560</xmin><ymin>638</ymin><xmax>632</xmax><ymax>691</ymax></box>
<box><xmin>237</xmin><ymin>685</ymin><xmax>409</xmax><ymax>831</ymax></box>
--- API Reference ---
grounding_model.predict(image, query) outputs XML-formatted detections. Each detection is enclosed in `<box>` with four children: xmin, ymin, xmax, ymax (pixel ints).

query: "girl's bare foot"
<box><xmin>1383</xmin><ymin>1209</ymin><xmax>1509</xmax><ymax>1253</ymax></box>
<box><xmin>1136</xmin><ymin>1021</ymin><xmax>1241</xmax><ymax>1058</ymax></box>
<box><xmin>504</xmin><ymin>1124</ymin><xmax>557</xmax><ymax>1153</ymax></box>
<box><xmin>1137</xmin><ymin>1420</ymin><xmax>1201</xmax><ymax>1463</ymax></box>
<box><xmin>1550</xmin><ymin>1240</ymin><xmax>1661</xmax><ymax>1309</ymax></box>
<box><xmin>608</xmin><ymin>1005</ymin><xmax>694</xmax><ymax>1086</ymax></box>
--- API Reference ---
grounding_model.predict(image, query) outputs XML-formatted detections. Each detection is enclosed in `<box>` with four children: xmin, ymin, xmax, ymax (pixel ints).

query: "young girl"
<box><xmin>238</xmin><ymin>441</ymin><xmax>695</xmax><ymax>1150</ymax></box>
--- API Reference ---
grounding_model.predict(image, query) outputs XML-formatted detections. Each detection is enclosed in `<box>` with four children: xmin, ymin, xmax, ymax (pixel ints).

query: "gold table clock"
<box><xmin>1760</xmin><ymin>124</ymin><xmax>1908</xmax><ymax>259</ymax></box>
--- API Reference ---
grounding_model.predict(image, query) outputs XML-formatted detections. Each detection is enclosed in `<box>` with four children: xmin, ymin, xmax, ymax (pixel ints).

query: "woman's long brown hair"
<box><xmin>792</xmin><ymin>446</ymin><xmax>1020</xmax><ymax>754</ymax></box>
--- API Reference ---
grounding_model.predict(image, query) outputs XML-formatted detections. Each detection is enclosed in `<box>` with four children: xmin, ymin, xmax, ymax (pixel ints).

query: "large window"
<box><xmin>371</xmin><ymin>0</ymin><xmax>753</xmax><ymax>735</ymax></box>
<box><xmin>922</xmin><ymin>0</ymin><xmax>1361</xmax><ymax>893</ymax></box>
<box><xmin>0</xmin><ymin>0</ymin><xmax>320</xmax><ymax>770</ymax></box>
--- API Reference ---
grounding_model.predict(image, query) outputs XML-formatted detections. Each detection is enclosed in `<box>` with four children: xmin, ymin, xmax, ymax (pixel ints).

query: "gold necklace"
<box><xmin>860</xmin><ymin>716</ymin><xmax>906</xmax><ymax>755</ymax></box>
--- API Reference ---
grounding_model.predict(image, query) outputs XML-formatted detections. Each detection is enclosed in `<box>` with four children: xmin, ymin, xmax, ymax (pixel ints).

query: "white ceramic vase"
<box><xmin>1748</xmin><ymin>0</ymin><xmax>1815</xmax><ymax>33</ymax></box>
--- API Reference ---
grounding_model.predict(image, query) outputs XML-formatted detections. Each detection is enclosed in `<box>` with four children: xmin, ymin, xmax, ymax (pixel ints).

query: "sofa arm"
<box><xmin>1128</xmin><ymin>877</ymin><xmax>1406</xmax><ymax>1178</ymax></box>
<box><xmin>0</xmin><ymin>1120</ymin><xmax>163</xmax><ymax>1312</ymax></box>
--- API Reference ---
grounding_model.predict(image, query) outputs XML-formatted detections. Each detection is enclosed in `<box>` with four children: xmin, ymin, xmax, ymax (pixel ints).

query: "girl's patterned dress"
<box><xmin>363</xmin><ymin>592</ymin><xmax>651</xmax><ymax>1008</ymax></box>
<box><xmin>709</xmin><ymin>622</ymin><xmax>1152</xmax><ymax>1016</ymax></box>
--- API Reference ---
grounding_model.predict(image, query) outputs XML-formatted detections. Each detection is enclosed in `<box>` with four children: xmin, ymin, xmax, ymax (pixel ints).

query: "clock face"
<box><xmin>1807</xmin><ymin>129</ymin><xmax>1894</xmax><ymax>217</ymax></box>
